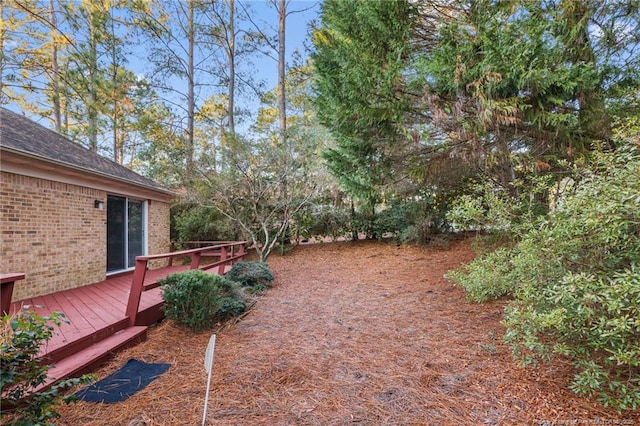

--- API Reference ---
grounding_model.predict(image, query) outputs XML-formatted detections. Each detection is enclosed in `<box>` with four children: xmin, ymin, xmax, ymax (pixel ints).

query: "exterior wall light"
<box><xmin>94</xmin><ymin>200</ymin><xmax>105</xmax><ymax>210</ymax></box>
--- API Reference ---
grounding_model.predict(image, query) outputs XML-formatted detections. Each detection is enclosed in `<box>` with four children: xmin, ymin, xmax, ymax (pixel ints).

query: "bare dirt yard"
<box><xmin>57</xmin><ymin>238</ymin><xmax>638</xmax><ymax>425</ymax></box>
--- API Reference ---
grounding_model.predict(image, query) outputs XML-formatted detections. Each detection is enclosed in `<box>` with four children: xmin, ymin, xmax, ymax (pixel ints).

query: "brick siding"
<box><xmin>147</xmin><ymin>200</ymin><xmax>171</xmax><ymax>269</ymax></box>
<box><xmin>0</xmin><ymin>172</ymin><xmax>171</xmax><ymax>301</ymax></box>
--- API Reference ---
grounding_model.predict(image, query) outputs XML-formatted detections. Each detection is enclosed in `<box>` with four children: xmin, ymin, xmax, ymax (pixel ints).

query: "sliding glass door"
<box><xmin>107</xmin><ymin>195</ymin><xmax>146</xmax><ymax>272</ymax></box>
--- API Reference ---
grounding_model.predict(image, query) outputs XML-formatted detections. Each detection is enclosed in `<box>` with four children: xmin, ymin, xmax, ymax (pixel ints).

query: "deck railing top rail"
<box><xmin>138</xmin><ymin>241</ymin><xmax>247</xmax><ymax>261</ymax></box>
<box><xmin>126</xmin><ymin>240</ymin><xmax>248</xmax><ymax>326</ymax></box>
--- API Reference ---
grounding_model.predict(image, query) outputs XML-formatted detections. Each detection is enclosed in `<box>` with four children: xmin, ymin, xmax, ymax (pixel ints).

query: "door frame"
<box><xmin>106</xmin><ymin>194</ymin><xmax>148</xmax><ymax>274</ymax></box>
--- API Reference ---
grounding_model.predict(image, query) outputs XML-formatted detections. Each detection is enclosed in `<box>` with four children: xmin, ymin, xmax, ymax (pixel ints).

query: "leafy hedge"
<box><xmin>160</xmin><ymin>270</ymin><xmax>247</xmax><ymax>331</ymax></box>
<box><xmin>447</xmin><ymin>144</ymin><xmax>640</xmax><ymax>411</ymax></box>
<box><xmin>225</xmin><ymin>262</ymin><xmax>274</xmax><ymax>293</ymax></box>
<box><xmin>171</xmin><ymin>204</ymin><xmax>237</xmax><ymax>242</ymax></box>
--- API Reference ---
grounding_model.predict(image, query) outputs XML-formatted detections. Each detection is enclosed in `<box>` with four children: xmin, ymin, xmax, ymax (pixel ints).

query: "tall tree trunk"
<box><xmin>112</xmin><ymin>90</ymin><xmax>123</xmax><ymax>163</ymax></box>
<box><xmin>110</xmin><ymin>13</ymin><xmax>121</xmax><ymax>163</ymax></box>
<box><xmin>277</xmin><ymin>0</ymin><xmax>286</xmax><ymax>142</ymax></box>
<box><xmin>560</xmin><ymin>0</ymin><xmax>611</xmax><ymax>145</ymax></box>
<box><xmin>277</xmin><ymin>0</ymin><xmax>289</xmax><ymax>240</ymax></box>
<box><xmin>498</xmin><ymin>139</ymin><xmax>517</xmax><ymax>197</ymax></box>
<box><xmin>60</xmin><ymin>59</ymin><xmax>70</xmax><ymax>136</ymax></box>
<box><xmin>227</xmin><ymin>0</ymin><xmax>235</xmax><ymax>136</ymax></box>
<box><xmin>63</xmin><ymin>67</ymin><xmax>69</xmax><ymax>136</ymax></box>
<box><xmin>0</xmin><ymin>5</ymin><xmax>5</xmax><ymax>105</ymax></box>
<box><xmin>49</xmin><ymin>0</ymin><xmax>61</xmax><ymax>131</ymax></box>
<box><xmin>351</xmin><ymin>199</ymin><xmax>358</xmax><ymax>241</ymax></box>
<box><xmin>186</xmin><ymin>0</ymin><xmax>195</xmax><ymax>176</ymax></box>
<box><xmin>87</xmin><ymin>6</ymin><xmax>98</xmax><ymax>152</ymax></box>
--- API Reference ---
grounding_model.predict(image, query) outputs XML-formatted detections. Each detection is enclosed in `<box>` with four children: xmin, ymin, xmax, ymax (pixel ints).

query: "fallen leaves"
<box><xmin>56</xmin><ymin>238</ymin><xmax>638</xmax><ymax>425</ymax></box>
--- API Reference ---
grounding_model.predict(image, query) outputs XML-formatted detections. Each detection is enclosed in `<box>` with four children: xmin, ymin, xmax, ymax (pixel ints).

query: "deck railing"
<box><xmin>167</xmin><ymin>241</ymin><xmax>243</xmax><ymax>266</ymax></box>
<box><xmin>1</xmin><ymin>273</ymin><xmax>25</xmax><ymax>315</ymax></box>
<box><xmin>125</xmin><ymin>241</ymin><xmax>247</xmax><ymax>326</ymax></box>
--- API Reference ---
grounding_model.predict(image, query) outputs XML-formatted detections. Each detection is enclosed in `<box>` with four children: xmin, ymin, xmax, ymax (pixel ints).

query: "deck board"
<box><xmin>99</xmin><ymin>277</ymin><xmax>131</xmax><ymax>295</ymax></box>
<box><xmin>69</xmin><ymin>286</ymin><xmax>124</xmax><ymax>322</ymax></box>
<box><xmin>68</xmin><ymin>285</ymin><xmax>123</xmax><ymax>324</ymax></box>
<box><xmin>81</xmin><ymin>280</ymin><xmax>126</xmax><ymax>306</ymax></box>
<box><xmin>47</xmin><ymin>292</ymin><xmax>88</xmax><ymax>345</ymax></box>
<box><xmin>57</xmin><ymin>289</ymin><xmax>103</xmax><ymax>330</ymax></box>
<box><xmin>28</xmin><ymin>296</ymin><xmax>49</xmax><ymax>312</ymax></box>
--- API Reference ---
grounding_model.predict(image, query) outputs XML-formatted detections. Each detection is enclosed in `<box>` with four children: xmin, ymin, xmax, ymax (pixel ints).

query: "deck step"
<box><xmin>44</xmin><ymin>317</ymin><xmax>130</xmax><ymax>363</ymax></box>
<box><xmin>38</xmin><ymin>326</ymin><xmax>148</xmax><ymax>392</ymax></box>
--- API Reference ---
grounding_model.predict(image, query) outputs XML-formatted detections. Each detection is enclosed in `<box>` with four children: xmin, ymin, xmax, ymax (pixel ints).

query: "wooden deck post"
<box><xmin>217</xmin><ymin>246</ymin><xmax>228</xmax><ymax>274</ymax></box>
<box><xmin>190</xmin><ymin>252</ymin><xmax>201</xmax><ymax>270</ymax></box>
<box><xmin>1</xmin><ymin>273</ymin><xmax>25</xmax><ymax>315</ymax></box>
<box><xmin>168</xmin><ymin>242</ymin><xmax>176</xmax><ymax>266</ymax></box>
<box><xmin>125</xmin><ymin>259</ymin><xmax>149</xmax><ymax>326</ymax></box>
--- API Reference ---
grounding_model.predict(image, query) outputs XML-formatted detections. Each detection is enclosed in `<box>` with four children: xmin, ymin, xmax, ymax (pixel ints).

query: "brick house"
<box><xmin>1</xmin><ymin>108</ymin><xmax>174</xmax><ymax>301</ymax></box>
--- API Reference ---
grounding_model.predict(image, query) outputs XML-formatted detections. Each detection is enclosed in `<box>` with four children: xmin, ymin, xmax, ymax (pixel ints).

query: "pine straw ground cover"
<box><xmin>55</xmin><ymin>238</ymin><xmax>638</xmax><ymax>426</ymax></box>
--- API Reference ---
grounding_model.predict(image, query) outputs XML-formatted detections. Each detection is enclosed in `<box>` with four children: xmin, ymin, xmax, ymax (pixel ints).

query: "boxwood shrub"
<box><xmin>160</xmin><ymin>270</ymin><xmax>247</xmax><ymax>331</ymax></box>
<box><xmin>225</xmin><ymin>262</ymin><xmax>274</xmax><ymax>293</ymax></box>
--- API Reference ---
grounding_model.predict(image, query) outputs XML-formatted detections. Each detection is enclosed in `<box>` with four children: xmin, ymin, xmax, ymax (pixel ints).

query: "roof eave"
<box><xmin>1</xmin><ymin>145</ymin><xmax>176</xmax><ymax>198</ymax></box>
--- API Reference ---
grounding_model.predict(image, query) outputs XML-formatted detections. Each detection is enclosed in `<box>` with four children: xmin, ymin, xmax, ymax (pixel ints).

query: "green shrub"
<box><xmin>446</xmin><ymin>194</ymin><xmax>487</xmax><ymax>231</ymax></box>
<box><xmin>448</xmin><ymin>143</ymin><xmax>640</xmax><ymax>411</ymax></box>
<box><xmin>160</xmin><ymin>270</ymin><xmax>247</xmax><ymax>331</ymax></box>
<box><xmin>446</xmin><ymin>174</ymin><xmax>552</xmax><ymax>237</ymax></box>
<box><xmin>504</xmin><ymin>269</ymin><xmax>640</xmax><ymax>408</ymax></box>
<box><xmin>171</xmin><ymin>204</ymin><xmax>237</xmax><ymax>242</ymax></box>
<box><xmin>293</xmin><ymin>205</ymin><xmax>352</xmax><ymax>242</ymax></box>
<box><xmin>225</xmin><ymin>262</ymin><xmax>274</xmax><ymax>293</ymax></box>
<box><xmin>446</xmin><ymin>247</ymin><xmax>516</xmax><ymax>302</ymax></box>
<box><xmin>350</xmin><ymin>197</ymin><xmax>450</xmax><ymax>243</ymax></box>
<box><xmin>1</xmin><ymin>309</ymin><xmax>92</xmax><ymax>425</ymax></box>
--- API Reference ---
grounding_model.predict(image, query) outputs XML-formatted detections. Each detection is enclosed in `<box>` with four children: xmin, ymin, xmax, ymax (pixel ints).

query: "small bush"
<box><xmin>160</xmin><ymin>270</ymin><xmax>247</xmax><ymax>331</ymax></box>
<box><xmin>446</xmin><ymin>175</ymin><xmax>551</xmax><ymax>237</ymax></box>
<box><xmin>1</xmin><ymin>309</ymin><xmax>92</xmax><ymax>425</ymax></box>
<box><xmin>354</xmin><ymin>197</ymin><xmax>451</xmax><ymax>243</ymax></box>
<box><xmin>293</xmin><ymin>205</ymin><xmax>351</xmax><ymax>242</ymax></box>
<box><xmin>225</xmin><ymin>262</ymin><xmax>274</xmax><ymax>293</ymax></box>
<box><xmin>446</xmin><ymin>247</ymin><xmax>516</xmax><ymax>302</ymax></box>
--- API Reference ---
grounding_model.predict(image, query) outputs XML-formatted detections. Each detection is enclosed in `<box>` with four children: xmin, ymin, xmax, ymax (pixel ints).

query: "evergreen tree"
<box><xmin>412</xmin><ymin>0</ymin><xmax>640</xmax><ymax>191</ymax></box>
<box><xmin>311</xmin><ymin>0</ymin><xmax>415</xmax><ymax>227</ymax></box>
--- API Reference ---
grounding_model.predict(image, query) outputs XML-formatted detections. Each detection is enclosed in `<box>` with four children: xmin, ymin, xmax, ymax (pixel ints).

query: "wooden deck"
<box><xmin>5</xmin><ymin>241</ymin><xmax>248</xmax><ymax>391</ymax></box>
<box><xmin>8</xmin><ymin>264</ymin><xmax>193</xmax><ymax>388</ymax></box>
<box><xmin>9</xmin><ymin>265</ymin><xmax>187</xmax><ymax>357</ymax></box>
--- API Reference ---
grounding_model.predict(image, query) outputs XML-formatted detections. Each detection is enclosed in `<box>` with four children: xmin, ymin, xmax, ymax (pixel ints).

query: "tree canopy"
<box><xmin>311</xmin><ymin>0</ymin><xmax>415</xmax><ymax>214</ymax></box>
<box><xmin>314</xmin><ymin>0</ymin><xmax>640</xmax><ymax>199</ymax></box>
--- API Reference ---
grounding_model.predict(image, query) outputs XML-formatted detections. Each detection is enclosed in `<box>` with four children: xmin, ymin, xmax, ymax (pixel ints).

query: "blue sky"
<box><xmin>4</xmin><ymin>0</ymin><xmax>322</xmax><ymax>131</ymax></box>
<box><xmin>251</xmin><ymin>0</ymin><xmax>321</xmax><ymax>89</ymax></box>
<box><xmin>122</xmin><ymin>0</ymin><xmax>322</xmax><ymax>124</ymax></box>
<box><xmin>229</xmin><ymin>0</ymin><xmax>322</xmax><ymax>117</ymax></box>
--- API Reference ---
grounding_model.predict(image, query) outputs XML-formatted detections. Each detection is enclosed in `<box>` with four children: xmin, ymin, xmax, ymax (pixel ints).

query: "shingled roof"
<box><xmin>0</xmin><ymin>108</ymin><xmax>172</xmax><ymax>195</ymax></box>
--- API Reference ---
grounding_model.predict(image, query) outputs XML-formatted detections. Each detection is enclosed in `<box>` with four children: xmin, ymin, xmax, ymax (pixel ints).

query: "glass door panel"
<box><xmin>127</xmin><ymin>200</ymin><xmax>144</xmax><ymax>268</ymax></box>
<box><xmin>106</xmin><ymin>195</ymin><xmax>146</xmax><ymax>272</ymax></box>
<box><xmin>107</xmin><ymin>195</ymin><xmax>126</xmax><ymax>271</ymax></box>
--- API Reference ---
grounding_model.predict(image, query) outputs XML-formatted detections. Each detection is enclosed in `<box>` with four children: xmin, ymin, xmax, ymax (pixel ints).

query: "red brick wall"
<box><xmin>0</xmin><ymin>172</ymin><xmax>172</xmax><ymax>301</ymax></box>
<box><xmin>1</xmin><ymin>172</ymin><xmax>106</xmax><ymax>300</ymax></box>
